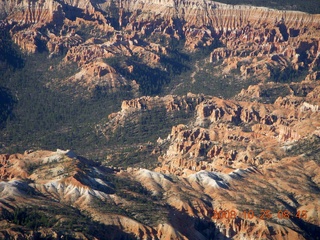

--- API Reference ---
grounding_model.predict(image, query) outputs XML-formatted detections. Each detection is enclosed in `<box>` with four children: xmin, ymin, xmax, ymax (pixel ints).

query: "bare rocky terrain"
<box><xmin>0</xmin><ymin>0</ymin><xmax>320</xmax><ymax>239</ymax></box>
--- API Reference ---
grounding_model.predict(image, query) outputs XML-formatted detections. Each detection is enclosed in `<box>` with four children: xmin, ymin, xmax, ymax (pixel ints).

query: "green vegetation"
<box><xmin>94</xmin><ymin>173</ymin><xmax>169</xmax><ymax>226</ymax></box>
<box><xmin>256</xmin><ymin>84</ymin><xmax>294</xmax><ymax>103</ymax></box>
<box><xmin>106</xmin><ymin>144</ymin><xmax>159</xmax><ymax>168</ymax></box>
<box><xmin>12</xmin><ymin>207</ymin><xmax>55</xmax><ymax>230</ymax></box>
<box><xmin>166</xmin><ymin>57</ymin><xmax>259</xmax><ymax>98</ymax></box>
<box><xmin>105</xmin><ymin>0</ymin><xmax>120</xmax><ymax>30</ymax></box>
<box><xmin>0</xmin><ymin>52</ymin><xmax>125</xmax><ymax>158</ymax></box>
<box><xmin>104</xmin><ymin>56</ymin><xmax>170</xmax><ymax>95</ymax></box>
<box><xmin>5</xmin><ymin>205</ymin><xmax>136</xmax><ymax>239</ymax></box>
<box><xmin>109</xmin><ymin>106</ymin><xmax>192</xmax><ymax>144</ymax></box>
<box><xmin>0</xmin><ymin>28</ymin><xmax>24</xmax><ymax>69</ymax></box>
<box><xmin>0</xmin><ymin>15</ymin><xmax>313</xmax><ymax>166</ymax></box>
<box><xmin>193</xmin><ymin>64</ymin><xmax>257</xmax><ymax>98</ymax></box>
<box><xmin>25</xmin><ymin>161</ymin><xmax>42</xmax><ymax>174</ymax></box>
<box><xmin>0</xmin><ymin>32</ymin><xmax>193</xmax><ymax>161</ymax></box>
<box><xmin>213</xmin><ymin>0</ymin><xmax>320</xmax><ymax>14</ymax></box>
<box><xmin>287</xmin><ymin>135</ymin><xmax>320</xmax><ymax>163</ymax></box>
<box><xmin>268</xmin><ymin>65</ymin><xmax>308</xmax><ymax>84</ymax></box>
<box><xmin>0</xmin><ymin>87</ymin><xmax>16</xmax><ymax>128</ymax></box>
<box><xmin>104</xmin><ymin>105</ymin><xmax>193</xmax><ymax>168</ymax></box>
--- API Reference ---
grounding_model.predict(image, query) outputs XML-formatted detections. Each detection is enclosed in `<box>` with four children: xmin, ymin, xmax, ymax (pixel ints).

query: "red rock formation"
<box><xmin>1</xmin><ymin>1</ymin><xmax>320</xmax><ymax>238</ymax></box>
<box><xmin>156</xmin><ymin>90</ymin><xmax>320</xmax><ymax>175</ymax></box>
<box><xmin>97</xmin><ymin>93</ymin><xmax>206</xmax><ymax>139</ymax></box>
<box><xmin>1</xmin><ymin>148</ymin><xmax>319</xmax><ymax>239</ymax></box>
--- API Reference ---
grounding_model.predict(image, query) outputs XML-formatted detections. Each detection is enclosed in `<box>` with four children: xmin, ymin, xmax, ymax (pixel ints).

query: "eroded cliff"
<box><xmin>1</xmin><ymin>0</ymin><xmax>320</xmax><ymax>239</ymax></box>
<box><xmin>1</xmin><ymin>0</ymin><xmax>320</xmax><ymax>94</ymax></box>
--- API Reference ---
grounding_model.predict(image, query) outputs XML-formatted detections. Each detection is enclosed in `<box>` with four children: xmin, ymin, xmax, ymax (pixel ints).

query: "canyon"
<box><xmin>0</xmin><ymin>0</ymin><xmax>320</xmax><ymax>239</ymax></box>
<box><xmin>1</xmin><ymin>0</ymin><xmax>320</xmax><ymax>93</ymax></box>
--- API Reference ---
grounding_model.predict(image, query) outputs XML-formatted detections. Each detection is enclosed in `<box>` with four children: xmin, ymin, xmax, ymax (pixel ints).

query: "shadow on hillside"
<box><xmin>0</xmin><ymin>28</ymin><xmax>24</xmax><ymax>69</ymax></box>
<box><xmin>0</xmin><ymin>87</ymin><xmax>16</xmax><ymax>128</ymax></box>
<box><xmin>167</xmin><ymin>206</ymin><xmax>231</xmax><ymax>239</ymax></box>
<box><xmin>275</xmin><ymin>197</ymin><xmax>320</xmax><ymax>240</ymax></box>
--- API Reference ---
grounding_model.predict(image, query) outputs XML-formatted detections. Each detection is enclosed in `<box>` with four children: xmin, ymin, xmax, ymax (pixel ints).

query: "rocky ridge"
<box><xmin>1</xmin><ymin>0</ymin><xmax>320</xmax><ymax>93</ymax></box>
<box><xmin>83</xmin><ymin>73</ymin><xmax>320</xmax><ymax>238</ymax></box>
<box><xmin>0</xmin><ymin>146</ymin><xmax>319</xmax><ymax>239</ymax></box>
<box><xmin>1</xmin><ymin>0</ymin><xmax>320</xmax><ymax>239</ymax></box>
<box><xmin>154</xmin><ymin>81</ymin><xmax>320</xmax><ymax>176</ymax></box>
<box><xmin>97</xmin><ymin>93</ymin><xmax>206</xmax><ymax>139</ymax></box>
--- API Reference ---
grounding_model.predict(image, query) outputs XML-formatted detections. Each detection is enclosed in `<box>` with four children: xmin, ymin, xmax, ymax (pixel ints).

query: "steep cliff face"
<box><xmin>87</xmin><ymin>71</ymin><xmax>320</xmax><ymax>239</ymax></box>
<box><xmin>1</xmin><ymin>145</ymin><xmax>319</xmax><ymax>239</ymax></box>
<box><xmin>2</xmin><ymin>0</ymin><xmax>320</xmax><ymax>70</ymax></box>
<box><xmin>0</xmin><ymin>150</ymin><xmax>156</xmax><ymax>239</ymax></box>
<box><xmin>1</xmin><ymin>0</ymin><xmax>319</xmax><ymax>95</ymax></box>
<box><xmin>1</xmin><ymin>1</ymin><xmax>320</xmax><ymax>239</ymax></box>
<box><xmin>97</xmin><ymin>93</ymin><xmax>206</xmax><ymax>139</ymax></box>
<box><xmin>1</xmin><ymin>0</ymin><xmax>64</xmax><ymax>23</ymax></box>
<box><xmin>121</xmin><ymin>0</ymin><xmax>320</xmax><ymax>27</ymax></box>
<box><xmin>156</xmin><ymin>85</ymin><xmax>320</xmax><ymax>175</ymax></box>
<box><xmin>94</xmin><ymin>78</ymin><xmax>320</xmax><ymax>176</ymax></box>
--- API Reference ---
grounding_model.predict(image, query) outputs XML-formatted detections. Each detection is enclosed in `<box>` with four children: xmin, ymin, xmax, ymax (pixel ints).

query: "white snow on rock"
<box><xmin>134</xmin><ymin>169</ymin><xmax>173</xmax><ymax>194</ymax></box>
<box><xmin>0</xmin><ymin>180</ymin><xmax>33</xmax><ymax>197</ymax></box>
<box><xmin>188</xmin><ymin>170</ymin><xmax>230</xmax><ymax>189</ymax></box>
<box><xmin>187</xmin><ymin>168</ymin><xmax>253</xmax><ymax>189</ymax></box>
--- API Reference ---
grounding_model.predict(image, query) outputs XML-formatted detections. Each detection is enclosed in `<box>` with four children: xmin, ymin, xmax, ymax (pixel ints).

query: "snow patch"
<box><xmin>43</xmin><ymin>149</ymin><xmax>76</xmax><ymax>163</ymax></box>
<box><xmin>0</xmin><ymin>180</ymin><xmax>33</xmax><ymax>197</ymax></box>
<box><xmin>188</xmin><ymin>168</ymin><xmax>253</xmax><ymax>189</ymax></box>
<box><xmin>135</xmin><ymin>169</ymin><xmax>173</xmax><ymax>194</ymax></box>
<box><xmin>137</xmin><ymin>169</ymin><xmax>168</xmax><ymax>182</ymax></box>
<box><xmin>188</xmin><ymin>170</ymin><xmax>230</xmax><ymax>189</ymax></box>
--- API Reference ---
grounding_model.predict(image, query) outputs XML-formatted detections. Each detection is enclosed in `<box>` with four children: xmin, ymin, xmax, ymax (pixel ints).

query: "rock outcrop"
<box><xmin>1</xmin><ymin>145</ymin><xmax>319</xmax><ymax>239</ymax></box>
<box><xmin>1</xmin><ymin>1</ymin><xmax>320</xmax><ymax>239</ymax></box>
<box><xmin>156</xmin><ymin>90</ymin><xmax>320</xmax><ymax>175</ymax></box>
<box><xmin>53</xmin><ymin>59</ymin><xmax>133</xmax><ymax>95</ymax></box>
<box><xmin>1</xmin><ymin>0</ymin><xmax>319</xmax><ymax>96</ymax></box>
<box><xmin>2</xmin><ymin>0</ymin><xmax>320</xmax><ymax>76</ymax></box>
<box><xmin>97</xmin><ymin>93</ymin><xmax>206</xmax><ymax>138</ymax></box>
